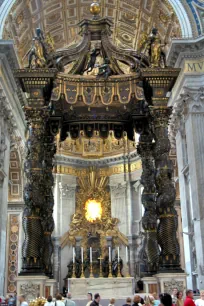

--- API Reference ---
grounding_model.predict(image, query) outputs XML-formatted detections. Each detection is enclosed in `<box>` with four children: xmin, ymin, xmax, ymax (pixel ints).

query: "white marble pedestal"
<box><xmin>155</xmin><ymin>273</ymin><xmax>187</xmax><ymax>293</ymax></box>
<box><xmin>68</xmin><ymin>277</ymin><xmax>134</xmax><ymax>299</ymax></box>
<box><xmin>15</xmin><ymin>275</ymin><xmax>57</xmax><ymax>302</ymax></box>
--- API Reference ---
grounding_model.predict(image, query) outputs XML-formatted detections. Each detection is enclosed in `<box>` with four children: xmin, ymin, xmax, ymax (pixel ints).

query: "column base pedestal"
<box><xmin>15</xmin><ymin>275</ymin><xmax>57</xmax><ymax>302</ymax></box>
<box><xmin>142</xmin><ymin>273</ymin><xmax>187</xmax><ymax>294</ymax></box>
<box><xmin>155</xmin><ymin>273</ymin><xmax>187</xmax><ymax>293</ymax></box>
<box><xmin>141</xmin><ymin>276</ymin><xmax>158</xmax><ymax>294</ymax></box>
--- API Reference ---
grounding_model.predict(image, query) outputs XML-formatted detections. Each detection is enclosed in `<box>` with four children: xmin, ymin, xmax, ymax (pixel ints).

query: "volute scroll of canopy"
<box><xmin>60</xmin><ymin>167</ymin><xmax>128</xmax><ymax>256</ymax></box>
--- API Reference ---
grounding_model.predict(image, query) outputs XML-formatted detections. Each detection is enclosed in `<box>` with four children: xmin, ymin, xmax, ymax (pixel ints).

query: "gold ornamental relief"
<box><xmin>60</xmin><ymin>167</ymin><xmax>128</xmax><ymax>251</ymax></box>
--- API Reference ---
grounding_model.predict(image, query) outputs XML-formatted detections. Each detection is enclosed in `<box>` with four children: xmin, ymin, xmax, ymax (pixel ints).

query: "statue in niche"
<box><xmin>139</xmin><ymin>28</ymin><xmax>166</xmax><ymax>68</ymax></box>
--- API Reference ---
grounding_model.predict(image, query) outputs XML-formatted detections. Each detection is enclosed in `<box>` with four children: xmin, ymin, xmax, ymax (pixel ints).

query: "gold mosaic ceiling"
<box><xmin>3</xmin><ymin>0</ymin><xmax>182</xmax><ymax>65</ymax></box>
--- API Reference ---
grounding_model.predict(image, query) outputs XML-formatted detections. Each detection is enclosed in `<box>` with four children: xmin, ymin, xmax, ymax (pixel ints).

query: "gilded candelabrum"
<box><xmin>81</xmin><ymin>263</ymin><xmax>85</xmax><ymax>278</ymax></box>
<box><xmin>90</xmin><ymin>262</ymin><xmax>94</xmax><ymax>278</ymax></box>
<box><xmin>108</xmin><ymin>262</ymin><xmax>113</xmax><ymax>278</ymax></box>
<box><xmin>72</xmin><ymin>262</ymin><xmax>76</xmax><ymax>278</ymax></box>
<box><xmin>117</xmin><ymin>263</ymin><xmax>122</xmax><ymax>277</ymax></box>
<box><xmin>98</xmin><ymin>256</ymin><xmax>103</xmax><ymax>278</ymax></box>
<box><xmin>126</xmin><ymin>262</ymin><xmax>131</xmax><ymax>277</ymax></box>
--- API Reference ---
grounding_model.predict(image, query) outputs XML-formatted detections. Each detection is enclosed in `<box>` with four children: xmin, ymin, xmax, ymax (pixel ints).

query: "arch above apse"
<box><xmin>0</xmin><ymin>0</ymin><xmax>193</xmax><ymax>41</ymax></box>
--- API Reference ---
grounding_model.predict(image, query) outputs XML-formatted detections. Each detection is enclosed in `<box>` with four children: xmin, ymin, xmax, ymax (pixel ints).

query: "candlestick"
<box><xmin>117</xmin><ymin>262</ymin><xmax>122</xmax><ymax>277</ymax></box>
<box><xmin>81</xmin><ymin>247</ymin><xmax>83</xmax><ymax>263</ymax></box>
<box><xmin>109</xmin><ymin>246</ymin><xmax>111</xmax><ymax>262</ymax></box>
<box><xmin>72</xmin><ymin>262</ymin><xmax>76</xmax><ymax>278</ymax></box>
<box><xmin>126</xmin><ymin>246</ymin><xmax>128</xmax><ymax>263</ymax></box>
<box><xmin>117</xmin><ymin>246</ymin><xmax>119</xmax><ymax>262</ymax></box>
<box><xmin>73</xmin><ymin>247</ymin><xmax>75</xmax><ymax>263</ymax></box>
<box><xmin>108</xmin><ymin>262</ymin><xmax>113</xmax><ymax>278</ymax></box>
<box><xmin>90</xmin><ymin>247</ymin><xmax>92</xmax><ymax>263</ymax></box>
<box><xmin>81</xmin><ymin>263</ymin><xmax>85</xmax><ymax>278</ymax></box>
<box><xmin>90</xmin><ymin>262</ymin><xmax>94</xmax><ymax>278</ymax></box>
<box><xmin>98</xmin><ymin>256</ymin><xmax>103</xmax><ymax>278</ymax></box>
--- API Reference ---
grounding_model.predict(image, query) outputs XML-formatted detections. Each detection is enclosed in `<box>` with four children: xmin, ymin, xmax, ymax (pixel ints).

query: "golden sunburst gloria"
<box><xmin>85</xmin><ymin>199</ymin><xmax>102</xmax><ymax>222</ymax></box>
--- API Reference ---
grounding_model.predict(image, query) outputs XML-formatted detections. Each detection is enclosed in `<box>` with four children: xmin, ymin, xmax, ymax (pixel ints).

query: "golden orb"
<box><xmin>90</xmin><ymin>1</ymin><xmax>101</xmax><ymax>16</ymax></box>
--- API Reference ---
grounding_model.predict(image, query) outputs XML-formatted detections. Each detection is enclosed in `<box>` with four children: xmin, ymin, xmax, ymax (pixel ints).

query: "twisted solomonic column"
<box><xmin>137</xmin><ymin>128</ymin><xmax>159</xmax><ymax>274</ymax></box>
<box><xmin>151</xmin><ymin>106</ymin><xmax>181</xmax><ymax>271</ymax></box>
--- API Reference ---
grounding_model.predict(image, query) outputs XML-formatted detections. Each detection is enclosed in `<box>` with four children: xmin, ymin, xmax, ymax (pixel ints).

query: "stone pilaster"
<box><xmin>180</xmin><ymin>87</ymin><xmax>204</xmax><ymax>285</ymax></box>
<box><xmin>137</xmin><ymin>127</ymin><xmax>159</xmax><ymax>274</ymax></box>
<box><xmin>53</xmin><ymin>237</ymin><xmax>61</xmax><ymax>290</ymax></box>
<box><xmin>0</xmin><ymin>92</ymin><xmax>16</xmax><ymax>294</ymax></box>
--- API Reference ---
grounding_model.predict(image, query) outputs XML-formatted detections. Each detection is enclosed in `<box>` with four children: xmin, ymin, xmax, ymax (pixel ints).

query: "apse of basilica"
<box><xmin>0</xmin><ymin>0</ymin><xmax>204</xmax><ymax>302</ymax></box>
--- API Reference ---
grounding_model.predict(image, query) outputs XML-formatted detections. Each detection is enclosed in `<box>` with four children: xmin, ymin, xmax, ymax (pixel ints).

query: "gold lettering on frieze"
<box><xmin>54</xmin><ymin>160</ymin><xmax>142</xmax><ymax>177</ymax></box>
<box><xmin>184</xmin><ymin>59</ymin><xmax>204</xmax><ymax>73</ymax></box>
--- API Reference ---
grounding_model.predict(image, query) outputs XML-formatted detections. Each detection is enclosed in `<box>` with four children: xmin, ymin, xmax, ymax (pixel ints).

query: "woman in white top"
<box><xmin>44</xmin><ymin>296</ymin><xmax>54</xmax><ymax>306</ymax></box>
<box><xmin>54</xmin><ymin>295</ymin><xmax>65</xmax><ymax>306</ymax></box>
<box><xmin>86</xmin><ymin>293</ymin><xmax>93</xmax><ymax>306</ymax></box>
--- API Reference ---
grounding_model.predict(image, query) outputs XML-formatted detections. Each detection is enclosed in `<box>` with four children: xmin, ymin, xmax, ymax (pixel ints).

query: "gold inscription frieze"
<box><xmin>54</xmin><ymin>160</ymin><xmax>142</xmax><ymax>177</ymax></box>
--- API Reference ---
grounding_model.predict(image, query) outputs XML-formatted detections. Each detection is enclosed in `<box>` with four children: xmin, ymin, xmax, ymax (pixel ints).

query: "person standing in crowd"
<box><xmin>44</xmin><ymin>296</ymin><xmax>54</xmax><ymax>306</ymax></box>
<box><xmin>172</xmin><ymin>289</ymin><xmax>178</xmax><ymax>305</ymax></box>
<box><xmin>18</xmin><ymin>295</ymin><xmax>28</xmax><ymax>306</ymax></box>
<box><xmin>184</xmin><ymin>290</ymin><xmax>195</xmax><ymax>306</ymax></box>
<box><xmin>160</xmin><ymin>293</ymin><xmax>173</xmax><ymax>306</ymax></box>
<box><xmin>64</xmin><ymin>293</ymin><xmax>75</xmax><ymax>306</ymax></box>
<box><xmin>152</xmin><ymin>293</ymin><xmax>160</xmax><ymax>306</ymax></box>
<box><xmin>195</xmin><ymin>290</ymin><xmax>204</xmax><ymax>306</ymax></box>
<box><xmin>123</xmin><ymin>297</ymin><xmax>132</xmax><ymax>306</ymax></box>
<box><xmin>55</xmin><ymin>294</ymin><xmax>65</xmax><ymax>306</ymax></box>
<box><xmin>176</xmin><ymin>291</ymin><xmax>184</xmax><ymax>306</ymax></box>
<box><xmin>108</xmin><ymin>298</ymin><xmax>115</xmax><ymax>306</ymax></box>
<box><xmin>132</xmin><ymin>295</ymin><xmax>142</xmax><ymax>306</ymax></box>
<box><xmin>8</xmin><ymin>295</ymin><xmax>16</xmax><ymax>306</ymax></box>
<box><xmin>86</xmin><ymin>293</ymin><xmax>93</xmax><ymax>306</ymax></box>
<box><xmin>90</xmin><ymin>293</ymin><xmax>101</xmax><ymax>306</ymax></box>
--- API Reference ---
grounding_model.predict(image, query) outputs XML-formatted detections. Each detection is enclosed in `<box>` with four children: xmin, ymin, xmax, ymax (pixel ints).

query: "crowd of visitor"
<box><xmin>1</xmin><ymin>287</ymin><xmax>204</xmax><ymax>306</ymax></box>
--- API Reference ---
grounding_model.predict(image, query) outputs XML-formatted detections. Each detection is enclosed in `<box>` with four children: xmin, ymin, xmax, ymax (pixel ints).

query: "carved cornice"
<box><xmin>54</xmin><ymin>155</ymin><xmax>142</xmax><ymax>177</ymax></box>
<box><xmin>8</xmin><ymin>201</ymin><xmax>24</xmax><ymax>211</ymax></box>
<box><xmin>167</xmin><ymin>36</ymin><xmax>204</xmax><ymax>68</ymax></box>
<box><xmin>54</xmin><ymin>151</ymin><xmax>138</xmax><ymax>167</ymax></box>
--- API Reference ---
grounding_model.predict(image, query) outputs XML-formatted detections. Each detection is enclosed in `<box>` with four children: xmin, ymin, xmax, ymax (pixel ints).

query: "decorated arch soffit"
<box><xmin>1</xmin><ymin>0</ymin><xmax>186</xmax><ymax>66</ymax></box>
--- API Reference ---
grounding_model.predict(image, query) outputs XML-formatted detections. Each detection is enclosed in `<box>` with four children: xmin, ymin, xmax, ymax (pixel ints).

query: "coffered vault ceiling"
<box><xmin>3</xmin><ymin>0</ymin><xmax>182</xmax><ymax>65</ymax></box>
